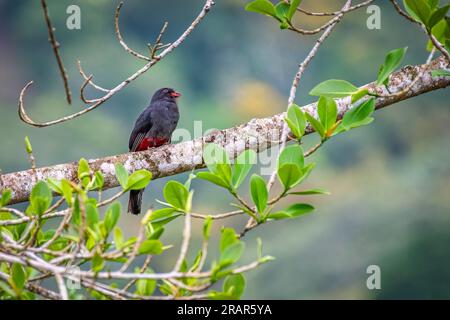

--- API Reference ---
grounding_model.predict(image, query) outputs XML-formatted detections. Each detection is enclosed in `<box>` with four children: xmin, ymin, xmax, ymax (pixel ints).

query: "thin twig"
<box><xmin>18</xmin><ymin>0</ymin><xmax>215</xmax><ymax>128</ymax></box>
<box><xmin>55</xmin><ymin>273</ymin><xmax>69</xmax><ymax>300</ymax></box>
<box><xmin>122</xmin><ymin>255</ymin><xmax>152</xmax><ymax>292</ymax></box>
<box><xmin>267</xmin><ymin>0</ymin><xmax>352</xmax><ymax>191</ymax></box>
<box><xmin>40</xmin><ymin>0</ymin><xmax>71</xmax><ymax>104</ymax></box>
<box><xmin>173</xmin><ymin>212</ymin><xmax>191</xmax><ymax>272</ymax></box>
<box><xmin>114</xmin><ymin>1</ymin><xmax>152</xmax><ymax>61</ymax></box>
<box><xmin>76</xmin><ymin>60</ymin><xmax>110</xmax><ymax>93</ymax></box>
<box><xmin>296</xmin><ymin>0</ymin><xmax>374</xmax><ymax>16</ymax></box>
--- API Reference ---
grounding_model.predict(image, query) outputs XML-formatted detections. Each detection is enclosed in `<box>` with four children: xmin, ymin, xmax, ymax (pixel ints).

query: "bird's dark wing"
<box><xmin>128</xmin><ymin>111</ymin><xmax>153</xmax><ymax>151</ymax></box>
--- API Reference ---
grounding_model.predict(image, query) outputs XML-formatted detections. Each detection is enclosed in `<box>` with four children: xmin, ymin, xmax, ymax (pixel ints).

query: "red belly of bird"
<box><xmin>137</xmin><ymin>137</ymin><xmax>168</xmax><ymax>151</ymax></box>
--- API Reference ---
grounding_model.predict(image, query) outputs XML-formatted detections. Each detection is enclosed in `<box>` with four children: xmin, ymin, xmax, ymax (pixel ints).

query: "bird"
<box><xmin>128</xmin><ymin>87</ymin><xmax>181</xmax><ymax>214</ymax></box>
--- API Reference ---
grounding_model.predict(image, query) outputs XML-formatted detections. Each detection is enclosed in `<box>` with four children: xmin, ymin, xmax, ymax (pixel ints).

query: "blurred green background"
<box><xmin>0</xmin><ymin>0</ymin><xmax>449</xmax><ymax>299</ymax></box>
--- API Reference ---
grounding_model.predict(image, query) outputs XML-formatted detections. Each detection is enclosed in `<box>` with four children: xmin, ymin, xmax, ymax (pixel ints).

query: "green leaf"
<box><xmin>0</xmin><ymin>189</ymin><xmax>11</xmax><ymax>207</ymax></box>
<box><xmin>278</xmin><ymin>162</ymin><xmax>315</xmax><ymax>191</ymax></box>
<box><xmin>91</xmin><ymin>253</ymin><xmax>104</xmax><ymax>272</ymax></box>
<box><xmin>377</xmin><ymin>47</ymin><xmax>408</xmax><ymax>86</ymax></box>
<box><xmin>220</xmin><ymin>242</ymin><xmax>245</xmax><ymax>268</ymax></box>
<box><xmin>289</xmin><ymin>188</ymin><xmax>330</xmax><ymax>195</ymax></box>
<box><xmin>427</xmin><ymin>18</ymin><xmax>447</xmax><ymax>51</ymax></box>
<box><xmin>104</xmin><ymin>202</ymin><xmax>121</xmax><ymax>234</ymax></box>
<box><xmin>94</xmin><ymin>171</ymin><xmax>104</xmax><ymax>190</ymax></box>
<box><xmin>249</xmin><ymin>174</ymin><xmax>268</xmax><ymax>214</ymax></box>
<box><xmin>190</xmin><ymin>250</ymin><xmax>203</xmax><ymax>272</ymax></box>
<box><xmin>277</xmin><ymin>164</ymin><xmax>301</xmax><ymax>191</ymax></box>
<box><xmin>245</xmin><ymin>0</ymin><xmax>277</xmax><ymax>18</ymax></box>
<box><xmin>220</xmin><ymin>228</ymin><xmax>239</xmax><ymax>252</ymax></box>
<box><xmin>431</xmin><ymin>69</ymin><xmax>450</xmax><ymax>77</ymax></box>
<box><xmin>61</xmin><ymin>179</ymin><xmax>73</xmax><ymax>206</ymax></box>
<box><xmin>340</xmin><ymin>98</ymin><xmax>376</xmax><ymax>131</ymax></box>
<box><xmin>208</xmin><ymin>291</ymin><xmax>235</xmax><ymax>300</ymax></box>
<box><xmin>126</xmin><ymin>170</ymin><xmax>152</xmax><ymax>190</ymax></box>
<box><xmin>113</xmin><ymin>226</ymin><xmax>124</xmax><ymax>249</ymax></box>
<box><xmin>203</xmin><ymin>216</ymin><xmax>213</xmax><ymax>240</ymax></box>
<box><xmin>148</xmin><ymin>227</ymin><xmax>164</xmax><ymax>240</ymax></box>
<box><xmin>427</xmin><ymin>0</ymin><xmax>439</xmax><ymax>10</ymax></box>
<box><xmin>305</xmin><ymin>112</ymin><xmax>326</xmax><ymax>139</ymax></box>
<box><xmin>163</xmin><ymin>181</ymin><xmax>189</xmax><ymax>211</ymax></box>
<box><xmin>148</xmin><ymin>208</ymin><xmax>176</xmax><ymax>222</ymax></box>
<box><xmin>286</xmin><ymin>104</ymin><xmax>306</xmax><ymax>139</ymax></box>
<box><xmin>404</xmin><ymin>0</ymin><xmax>431</xmax><ymax>24</ymax></box>
<box><xmin>351</xmin><ymin>88</ymin><xmax>369</xmax><ymax>104</ymax></box>
<box><xmin>135</xmin><ymin>270</ymin><xmax>156</xmax><ymax>296</ymax></box>
<box><xmin>232</xmin><ymin>149</ymin><xmax>256</xmax><ymax>189</ymax></box>
<box><xmin>114</xmin><ymin>163</ymin><xmax>128</xmax><ymax>189</ymax></box>
<box><xmin>10</xmin><ymin>263</ymin><xmax>26</xmax><ymax>293</ymax></box>
<box><xmin>288</xmin><ymin>0</ymin><xmax>302</xmax><ymax>21</ymax></box>
<box><xmin>151</xmin><ymin>214</ymin><xmax>181</xmax><ymax>230</ymax></box>
<box><xmin>275</xmin><ymin>2</ymin><xmax>290</xmax><ymax>23</ymax></box>
<box><xmin>278</xmin><ymin>144</ymin><xmax>304</xmax><ymax>169</ymax></box>
<box><xmin>47</xmin><ymin>178</ymin><xmax>63</xmax><ymax>194</ymax></box>
<box><xmin>24</xmin><ymin>136</ymin><xmax>33</xmax><ymax>154</ymax></box>
<box><xmin>196</xmin><ymin>171</ymin><xmax>230</xmax><ymax>189</ymax></box>
<box><xmin>223</xmin><ymin>274</ymin><xmax>246</xmax><ymax>299</ymax></box>
<box><xmin>0</xmin><ymin>282</ymin><xmax>16</xmax><ymax>297</ymax></box>
<box><xmin>428</xmin><ymin>5</ymin><xmax>450</xmax><ymax>29</ymax></box>
<box><xmin>138</xmin><ymin>240</ymin><xmax>163</xmax><ymax>255</ymax></box>
<box><xmin>317</xmin><ymin>96</ymin><xmax>338</xmax><ymax>133</ymax></box>
<box><xmin>309</xmin><ymin>79</ymin><xmax>359</xmax><ymax>98</ymax></box>
<box><xmin>85</xmin><ymin>202</ymin><xmax>99</xmax><ymax>229</ymax></box>
<box><xmin>77</xmin><ymin>158</ymin><xmax>91</xmax><ymax>188</ymax></box>
<box><xmin>203</xmin><ymin>144</ymin><xmax>232</xmax><ymax>186</ymax></box>
<box><xmin>30</xmin><ymin>181</ymin><xmax>52</xmax><ymax>215</ymax></box>
<box><xmin>268</xmin><ymin>203</ymin><xmax>314</xmax><ymax>220</ymax></box>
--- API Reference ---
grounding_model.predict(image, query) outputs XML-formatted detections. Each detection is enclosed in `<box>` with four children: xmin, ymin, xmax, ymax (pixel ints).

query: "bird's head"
<box><xmin>152</xmin><ymin>87</ymin><xmax>182</xmax><ymax>102</ymax></box>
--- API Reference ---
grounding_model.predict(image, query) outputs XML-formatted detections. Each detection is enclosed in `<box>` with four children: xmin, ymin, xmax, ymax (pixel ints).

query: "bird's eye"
<box><xmin>163</xmin><ymin>89</ymin><xmax>168</xmax><ymax>93</ymax></box>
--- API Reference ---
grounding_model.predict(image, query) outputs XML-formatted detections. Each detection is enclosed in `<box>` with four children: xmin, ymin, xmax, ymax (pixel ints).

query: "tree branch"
<box><xmin>2</xmin><ymin>56</ymin><xmax>449</xmax><ymax>205</ymax></box>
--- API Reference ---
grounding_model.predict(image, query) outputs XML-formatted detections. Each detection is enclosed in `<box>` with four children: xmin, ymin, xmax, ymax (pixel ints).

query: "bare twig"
<box><xmin>173</xmin><ymin>212</ymin><xmax>191</xmax><ymax>272</ymax></box>
<box><xmin>77</xmin><ymin>60</ymin><xmax>110</xmax><ymax>93</ymax></box>
<box><xmin>18</xmin><ymin>0</ymin><xmax>215</xmax><ymax>128</ymax></box>
<box><xmin>40</xmin><ymin>0</ymin><xmax>71</xmax><ymax>104</ymax></box>
<box><xmin>114</xmin><ymin>1</ymin><xmax>152</xmax><ymax>62</ymax></box>
<box><xmin>267</xmin><ymin>0</ymin><xmax>352</xmax><ymax>191</ymax></box>
<box><xmin>296</xmin><ymin>0</ymin><xmax>374</xmax><ymax>16</ymax></box>
<box><xmin>122</xmin><ymin>255</ymin><xmax>152</xmax><ymax>291</ymax></box>
<box><xmin>54</xmin><ymin>273</ymin><xmax>68</xmax><ymax>300</ymax></box>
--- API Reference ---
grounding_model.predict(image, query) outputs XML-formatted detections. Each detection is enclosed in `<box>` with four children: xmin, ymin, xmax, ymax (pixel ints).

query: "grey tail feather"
<box><xmin>128</xmin><ymin>189</ymin><xmax>144</xmax><ymax>215</ymax></box>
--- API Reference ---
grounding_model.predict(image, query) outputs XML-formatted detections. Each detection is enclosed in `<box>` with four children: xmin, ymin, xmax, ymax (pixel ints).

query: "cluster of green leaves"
<box><xmin>209</xmin><ymin>234</ymin><xmax>273</xmax><ymax>299</ymax></box>
<box><xmin>0</xmin><ymin>159</ymin><xmax>158</xmax><ymax>299</ymax></box>
<box><xmin>286</xmin><ymin>46</ymin><xmax>417</xmax><ymax>146</ymax></box>
<box><xmin>245</xmin><ymin>0</ymin><xmax>302</xmax><ymax>29</ymax></box>
<box><xmin>0</xmin><ymin>189</ymin><xmax>11</xmax><ymax>208</ymax></box>
<box><xmin>0</xmin><ymin>264</ymin><xmax>34</xmax><ymax>300</ymax></box>
<box><xmin>287</xmin><ymin>93</ymin><xmax>375</xmax><ymax>143</ymax></box>
<box><xmin>197</xmin><ymin>142</ymin><xmax>324</xmax><ymax>228</ymax></box>
<box><xmin>404</xmin><ymin>0</ymin><xmax>449</xmax><ymax>45</ymax></box>
<box><xmin>401</xmin><ymin>1</ymin><xmax>450</xmax><ymax>77</ymax></box>
<box><xmin>404</xmin><ymin>0</ymin><xmax>450</xmax><ymax>76</ymax></box>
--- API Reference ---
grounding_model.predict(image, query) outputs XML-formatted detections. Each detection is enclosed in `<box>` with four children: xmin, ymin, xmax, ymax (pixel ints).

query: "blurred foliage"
<box><xmin>0</xmin><ymin>0</ymin><xmax>449</xmax><ymax>299</ymax></box>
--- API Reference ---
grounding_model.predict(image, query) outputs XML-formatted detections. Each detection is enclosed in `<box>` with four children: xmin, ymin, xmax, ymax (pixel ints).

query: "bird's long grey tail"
<box><xmin>128</xmin><ymin>189</ymin><xmax>144</xmax><ymax>215</ymax></box>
